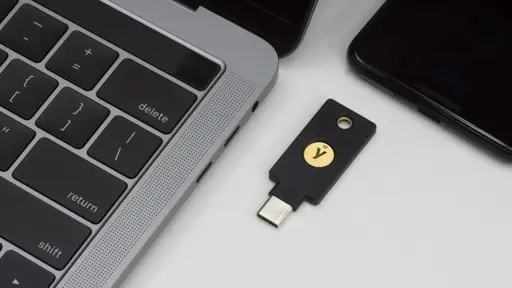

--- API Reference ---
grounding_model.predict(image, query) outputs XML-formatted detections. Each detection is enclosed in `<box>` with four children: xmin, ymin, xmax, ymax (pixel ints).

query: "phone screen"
<box><xmin>352</xmin><ymin>0</ymin><xmax>512</xmax><ymax>146</ymax></box>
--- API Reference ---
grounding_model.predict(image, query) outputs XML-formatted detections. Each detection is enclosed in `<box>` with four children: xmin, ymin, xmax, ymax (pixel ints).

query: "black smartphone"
<box><xmin>181</xmin><ymin>0</ymin><xmax>318</xmax><ymax>57</ymax></box>
<box><xmin>348</xmin><ymin>0</ymin><xmax>512</xmax><ymax>156</ymax></box>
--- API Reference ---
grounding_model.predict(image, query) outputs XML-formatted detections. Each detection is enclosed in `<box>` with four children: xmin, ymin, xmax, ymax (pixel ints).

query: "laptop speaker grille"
<box><xmin>58</xmin><ymin>72</ymin><xmax>258</xmax><ymax>288</ymax></box>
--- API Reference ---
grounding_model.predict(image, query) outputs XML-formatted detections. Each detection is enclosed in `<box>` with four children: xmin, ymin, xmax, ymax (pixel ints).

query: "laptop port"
<box><xmin>224</xmin><ymin>126</ymin><xmax>240</xmax><ymax>147</ymax></box>
<box><xmin>197</xmin><ymin>162</ymin><xmax>213</xmax><ymax>183</ymax></box>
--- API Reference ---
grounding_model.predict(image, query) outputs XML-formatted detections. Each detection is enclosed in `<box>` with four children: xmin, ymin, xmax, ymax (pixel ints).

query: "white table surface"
<box><xmin>123</xmin><ymin>1</ymin><xmax>512</xmax><ymax>287</ymax></box>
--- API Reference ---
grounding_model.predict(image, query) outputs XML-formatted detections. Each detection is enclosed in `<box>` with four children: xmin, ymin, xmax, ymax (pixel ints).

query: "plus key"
<box><xmin>47</xmin><ymin>31</ymin><xmax>119</xmax><ymax>91</ymax></box>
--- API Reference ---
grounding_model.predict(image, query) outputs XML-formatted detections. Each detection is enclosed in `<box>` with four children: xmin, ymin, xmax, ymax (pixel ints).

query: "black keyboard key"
<box><xmin>0</xmin><ymin>251</ymin><xmax>55</xmax><ymax>287</ymax></box>
<box><xmin>0</xmin><ymin>177</ymin><xmax>91</xmax><ymax>270</ymax></box>
<box><xmin>0</xmin><ymin>49</ymin><xmax>7</xmax><ymax>65</ymax></box>
<box><xmin>89</xmin><ymin>116</ymin><xmax>162</xmax><ymax>179</ymax></box>
<box><xmin>98</xmin><ymin>59</ymin><xmax>197</xmax><ymax>134</ymax></box>
<box><xmin>0</xmin><ymin>4</ymin><xmax>67</xmax><ymax>62</ymax></box>
<box><xmin>47</xmin><ymin>31</ymin><xmax>118</xmax><ymax>91</ymax></box>
<box><xmin>34</xmin><ymin>0</ymin><xmax>220</xmax><ymax>90</ymax></box>
<box><xmin>0</xmin><ymin>112</ymin><xmax>35</xmax><ymax>171</ymax></box>
<box><xmin>36</xmin><ymin>88</ymin><xmax>109</xmax><ymax>148</ymax></box>
<box><xmin>0</xmin><ymin>0</ymin><xmax>17</xmax><ymax>23</ymax></box>
<box><xmin>14</xmin><ymin>138</ymin><xmax>127</xmax><ymax>224</ymax></box>
<box><xmin>0</xmin><ymin>59</ymin><xmax>58</xmax><ymax>119</ymax></box>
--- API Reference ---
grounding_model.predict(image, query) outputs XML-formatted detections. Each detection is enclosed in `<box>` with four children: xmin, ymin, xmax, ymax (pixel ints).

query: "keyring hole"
<box><xmin>337</xmin><ymin>116</ymin><xmax>353</xmax><ymax>130</ymax></box>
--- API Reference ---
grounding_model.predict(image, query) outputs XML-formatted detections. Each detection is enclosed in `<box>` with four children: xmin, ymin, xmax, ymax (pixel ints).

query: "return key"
<box><xmin>13</xmin><ymin>138</ymin><xmax>127</xmax><ymax>224</ymax></box>
<box><xmin>98</xmin><ymin>59</ymin><xmax>197</xmax><ymax>134</ymax></box>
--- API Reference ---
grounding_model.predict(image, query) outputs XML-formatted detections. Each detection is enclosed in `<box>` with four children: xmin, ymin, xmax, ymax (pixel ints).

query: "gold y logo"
<box><xmin>304</xmin><ymin>142</ymin><xmax>335</xmax><ymax>168</ymax></box>
<box><xmin>313</xmin><ymin>147</ymin><xmax>328</xmax><ymax>159</ymax></box>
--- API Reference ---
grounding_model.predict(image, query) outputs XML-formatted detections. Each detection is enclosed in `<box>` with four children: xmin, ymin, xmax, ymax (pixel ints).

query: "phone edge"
<box><xmin>347</xmin><ymin>38</ymin><xmax>512</xmax><ymax>158</ymax></box>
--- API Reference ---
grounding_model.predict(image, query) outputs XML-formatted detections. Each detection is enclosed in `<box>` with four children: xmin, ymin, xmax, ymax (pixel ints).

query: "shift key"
<box><xmin>98</xmin><ymin>59</ymin><xmax>197</xmax><ymax>134</ymax></box>
<box><xmin>0</xmin><ymin>177</ymin><xmax>91</xmax><ymax>270</ymax></box>
<box><xmin>13</xmin><ymin>138</ymin><xmax>127</xmax><ymax>224</ymax></box>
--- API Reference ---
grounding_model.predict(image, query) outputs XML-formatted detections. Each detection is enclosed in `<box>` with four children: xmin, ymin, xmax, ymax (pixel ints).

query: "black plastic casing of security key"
<box><xmin>268</xmin><ymin>99</ymin><xmax>377</xmax><ymax>210</ymax></box>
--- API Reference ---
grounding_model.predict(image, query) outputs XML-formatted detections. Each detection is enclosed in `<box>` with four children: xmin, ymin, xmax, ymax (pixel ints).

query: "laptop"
<box><xmin>0</xmin><ymin>0</ymin><xmax>283</xmax><ymax>287</ymax></box>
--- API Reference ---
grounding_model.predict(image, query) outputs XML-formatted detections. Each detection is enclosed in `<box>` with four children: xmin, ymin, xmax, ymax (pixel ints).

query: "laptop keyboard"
<box><xmin>0</xmin><ymin>0</ymin><xmax>221</xmax><ymax>285</ymax></box>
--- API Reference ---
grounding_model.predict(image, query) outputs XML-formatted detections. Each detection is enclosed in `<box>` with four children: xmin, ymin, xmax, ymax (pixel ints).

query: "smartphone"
<box><xmin>348</xmin><ymin>0</ymin><xmax>512</xmax><ymax>156</ymax></box>
<box><xmin>181</xmin><ymin>0</ymin><xmax>318</xmax><ymax>57</ymax></box>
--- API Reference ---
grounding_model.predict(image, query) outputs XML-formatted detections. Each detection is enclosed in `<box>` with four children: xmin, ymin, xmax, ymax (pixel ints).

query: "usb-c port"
<box><xmin>197</xmin><ymin>162</ymin><xmax>213</xmax><ymax>183</ymax></box>
<box><xmin>224</xmin><ymin>126</ymin><xmax>240</xmax><ymax>147</ymax></box>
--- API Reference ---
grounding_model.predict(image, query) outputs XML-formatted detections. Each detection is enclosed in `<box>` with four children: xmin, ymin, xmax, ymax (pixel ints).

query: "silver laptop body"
<box><xmin>0</xmin><ymin>0</ymin><xmax>278</xmax><ymax>287</ymax></box>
